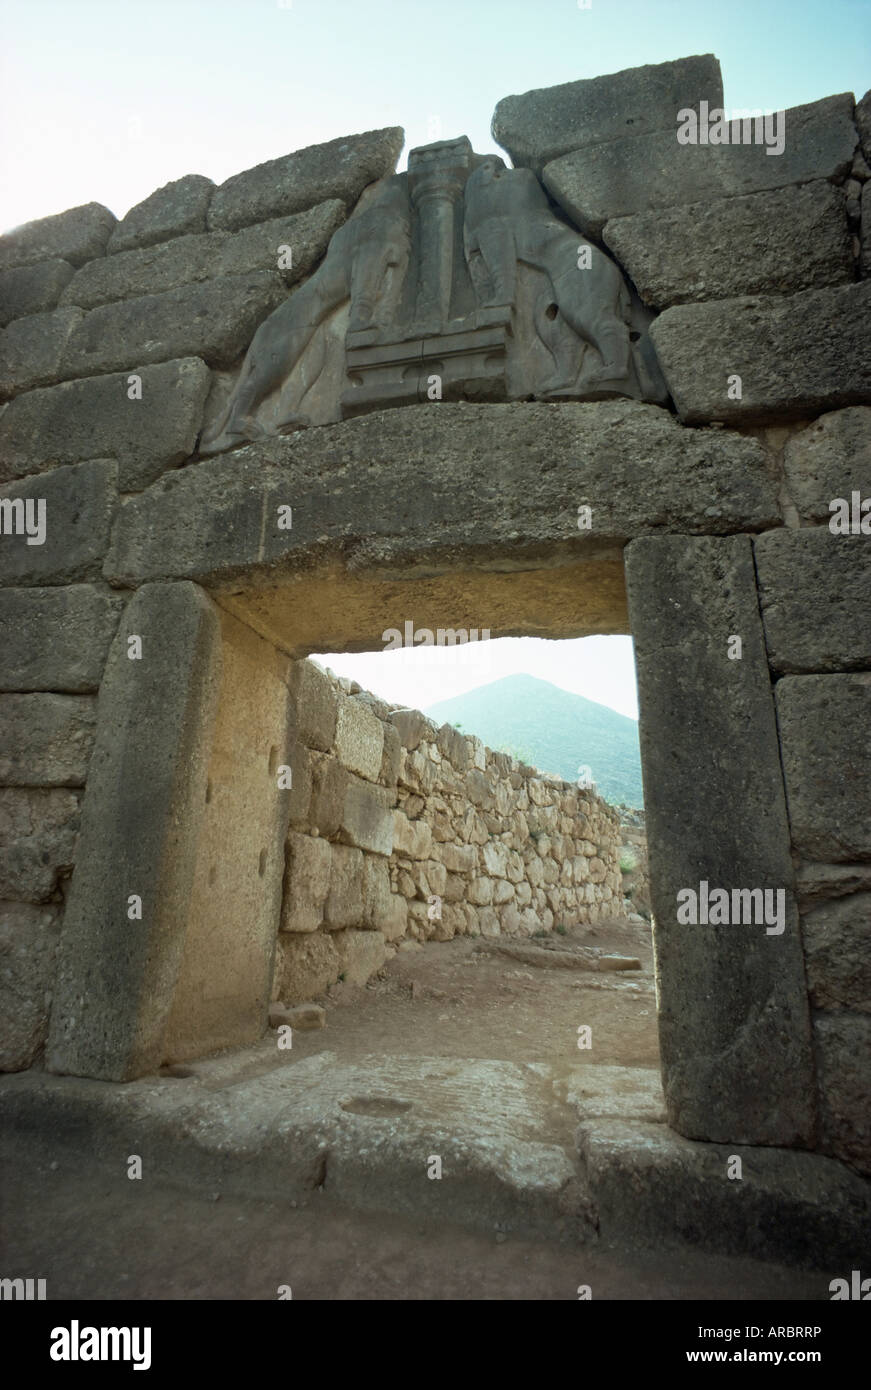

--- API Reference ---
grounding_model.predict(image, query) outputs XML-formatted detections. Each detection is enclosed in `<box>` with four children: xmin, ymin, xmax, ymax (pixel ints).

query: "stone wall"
<box><xmin>273</xmin><ymin>661</ymin><xmax>623</xmax><ymax>1005</ymax></box>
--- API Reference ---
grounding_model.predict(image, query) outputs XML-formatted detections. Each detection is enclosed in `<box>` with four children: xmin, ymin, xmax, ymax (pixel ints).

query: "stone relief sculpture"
<box><xmin>200</xmin><ymin>138</ymin><xmax>666</xmax><ymax>453</ymax></box>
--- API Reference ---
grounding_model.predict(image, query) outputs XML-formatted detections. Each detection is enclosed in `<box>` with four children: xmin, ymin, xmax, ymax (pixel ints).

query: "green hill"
<box><xmin>423</xmin><ymin>674</ymin><xmax>643</xmax><ymax>807</ymax></box>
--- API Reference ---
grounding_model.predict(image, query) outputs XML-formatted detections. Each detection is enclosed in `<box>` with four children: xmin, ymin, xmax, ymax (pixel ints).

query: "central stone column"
<box><xmin>408</xmin><ymin>135</ymin><xmax>473</xmax><ymax>331</ymax></box>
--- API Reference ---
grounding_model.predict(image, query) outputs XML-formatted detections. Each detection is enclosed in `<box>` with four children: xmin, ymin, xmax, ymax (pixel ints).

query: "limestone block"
<box><xmin>324</xmin><ymin>843</ymin><xmax>364</xmax><ymax>928</ymax></box>
<box><xmin>435</xmin><ymin>722</ymin><xmax>470</xmax><ymax>768</ymax></box>
<box><xmin>755</xmin><ymin>530</ymin><xmax>871</xmax><ymax>673</ymax></box>
<box><xmin>604</xmin><ymin>182</ymin><xmax>853</xmax><ymax>310</ymax></box>
<box><xmin>545</xmin><ymin>94</ymin><xmax>857</xmax><ymax>239</ymax></box>
<box><xmin>361</xmin><ymin>854</ymin><xmax>393</xmax><ymax>929</ymax></box>
<box><xmin>339</xmin><ymin>775</ymin><xmax>394</xmax><ymax>856</ymax></box>
<box><xmin>390</xmin><ymin>707</ymin><xmax>435</xmax><ymax>750</ymax></box>
<box><xmin>281</xmin><ymin>832</ymin><xmax>331</xmax><ymax>932</ymax></box>
<box><xmin>0</xmin><ymin>586</ymin><xmax>124</xmax><ymax>692</ymax></box>
<box><xmin>466</xmin><ymin>768</ymin><xmax>495</xmax><ymax>809</ymax></box>
<box><xmin>862</xmin><ymin>182</ymin><xmax>871</xmax><ymax>277</ymax></box>
<box><xmin>273</xmin><ymin>931</ymin><xmax>340</xmax><ymax>1004</ymax></box>
<box><xmin>335</xmin><ymin>696</ymin><xmax>384</xmax><ymax>782</ymax></box>
<box><xmin>803</xmin><ymin>894</ymin><xmax>871</xmax><ymax>1013</ymax></box>
<box><xmin>334</xmin><ymin>928</ymin><xmax>388</xmax><ymax>986</ymax></box>
<box><xmin>541</xmin><ymin>859</ymin><xmax>559</xmax><ymax>886</ymax></box>
<box><xmin>506</xmin><ymin>851</ymin><xmax>524</xmax><ymax>884</ymax></box>
<box><xmin>492</xmin><ymin>55</ymin><xmax>723</xmax><ymax>174</ymax></box>
<box><xmin>650</xmin><ymin>282</ymin><xmax>871</xmax><ymax>425</ymax></box>
<box><xmin>0</xmin><ymin>202</ymin><xmax>115</xmax><ymax>272</ymax></box>
<box><xmin>782</xmin><ymin>407</ymin><xmax>871</xmax><ymax>523</ymax></box>
<box><xmin>0</xmin><ymin>260</ymin><xmax>74</xmax><ymax>327</ymax></box>
<box><xmin>423</xmin><ymin>860</ymin><xmax>447</xmax><ymax>897</ymax></box>
<box><xmin>61</xmin><ymin>272</ymin><xmax>286</xmax><ymax>378</ymax></box>
<box><xmin>776</xmin><ymin>674</ymin><xmax>871</xmax><ymax>861</ymax></box>
<box><xmin>207</xmin><ymin>127</ymin><xmax>404</xmax><ymax>231</ymax></box>
<box><xmin>0</xmin><ymin>789</ymin><xmax>80</xmax><ymax>900</ymax></box>
<box><xmin>493</xmin><ymin>879</ymin><xmax>515</xmax><ymax>905</ymax></box>
<box><xmin>814</xmin><ymin>1012</ymin><xmax>871</xmax><ymax>1174</ymax></box>
<box><xmin>0</xmin><ymin>460</ymin><xmax>118</xmax><ymax>589</ymax></box>
<box><xmin>392</xmin><ymin>810</ymin><xmax>432</xmax><ymax>860</ymax></box>
<box><xmin>0</xmin><ymin>694</ymin><xmax>96</xmax><ymax>786</ymax></box>
<box><xmin>108</xmin><ymin>175</ymin><xmax>216</xmax><ymax>253</ymax></box>
<box><xmin>379</xmin><ymin>721</ymin><xmax>401</xmax><ymax>788</ymax></box>
<box><xmin>290</xmin><ymin>660</ymin><xmax>338</xmax><ymax>752</ymax></box>
<box><xmin>482</xmin><ymin>840</ymin><xmax>509</xmax><ymax>877</ymax></box>
<box><xmin>284</xmin><ymin>741</ymin><xmax>312</xmax><ymax>829</ymax></box>
<box><xmin>0</xmin><ymin>358</ymin><xmax>210</xmax><ymax>491</ymax></box>
<box><xmin>443</xmin><ymin>873</ymin><xmax>466</xmax><ymax>904</ymax></box>
<box><xmin>0</xmin><ymin>900</ymin><xmax>61</xmax><ymax>1069</ymax></box>
<box><xmin>478</xmin><ymin>906</ymin><xmax>500</xmax><ymax>937</ymax></box>
<box><xmin>0</xmin><ymin>307</ymin><xmax>83</xmax><ymax>398</ymax></box>
<box><xmin>468</xmin><ymin>876</ymin><xmax>494</xmax><ymax>906</ymax></box>
<box><xmin>380</xmin><ymin>892</ymin><xmax>407</xmax><ymax>942</ymax></box>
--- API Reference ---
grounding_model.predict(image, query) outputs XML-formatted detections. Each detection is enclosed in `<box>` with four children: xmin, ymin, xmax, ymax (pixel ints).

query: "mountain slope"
<box><xmin>423</xmin><ymin>673</ymin><xmax>643</xmax><ymax>807</ymax></box>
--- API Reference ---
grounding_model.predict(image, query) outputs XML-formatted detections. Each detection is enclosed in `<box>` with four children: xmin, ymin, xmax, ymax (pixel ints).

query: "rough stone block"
<box><xmin>393</xmin><ymin>810</ymin><xmax>432</xmax><ymax>860</ymax></box>
<box><xmin>0</xmin><ymin>789</ymin><xmax>80</xmax><ymax>901</ymax></box>
<box><xmin>273</xmin><ymin>930</ymin><xmax>340</xmax><ymax>1004</ymax></box>
<box><xmin>284</xmin><ymin>740</ymin><xmax>312</xmax><ymax>829</ymax></box>
<box><xmin>0</xmin><ymin>203</ymin><xmax>115</xmax><ymax>272</ymax></box>
<box><xmin>604</xmin><ymin>182</ymin><xmax>853</xmax><ymax>309</ymax></box>
<box><xmin>783</xmin><ymin>407</ymin><xmax>871</xmax><ymax>522</ymax></box>
<box><xmin>361</xmin><ymin>853</ymin><xmax>392</xmax><ymax>929</ymax></box>
<box><xmin>108</xmin><ymin>175</ymin><xmax>216</xmax><ymax>254</ymax></box>
<box><xmin>436</xmin><ymin>721</ymin><xmax>471</xmax><ymax>769</ymax></box>
<box><xmin>545</xmin><ymin>94</ymin><xmax>857</xmax><ymax>239</ymax></box>
<box><xmin>0</xmin><ymin>260</ymin><xmax>74</xmax><ymax>327</ymax></box>
<box><xmin>803</xmin><ymin>894</ymin><xmax>871</xmax><ymax>1012</ymax></box>
<box><xmin>0</xmin><ymin>307</ymin><xmax>83</xmax><ymax>399</ymax></box>
<box><xmin>0</xmin><ymin>586</ymin><xmax>124</xmax><ymax>691</ymax></box>
<box><xmin>0</xmin><ymin>460</ymin><xmax>117</xmax><ymax>586</ymax></box>
<box><xmin>379</xmin><ymin>721</ymin><xmax>402</xmax><ymax>788</ymax></box>
<box><xmin>390</xmin><ymin>707</ymin><xmax>436</xmax><ymax>750</ymax></box>
<box><xmin>334</xmin><ymin>696</ymin><xmax>384</xmax><ymax>782</ymax></box>
<box><xmin>333</xmin><ymin>928</ymin><xmax>388</xmax><ymax>985</ymax></box>
<box><xmin>324</xmin><ymin>842</ymin><xmax>364</xmax><ymax>928</ymax></box>
<box><xmin>492</xmin><ymin>55</ymin><xmax>723</xmax><ymax>174</ymax></box>
<box><xmin>813</xmin><ymin>1012</ymin><xmax>871</xmax><ymax>1174</ymax></box>
<box><xmin>796</xmin><ymin>862</ymin><xmax>871</xmax><ymax>911</ymax></box>
<box><xmin>856</xmin><ymin>89</ymin><xmax>871</xmax><ymax>160</ymax></box>
<box><xmin>0</xmin><ymin>694</ymin><xmax>96</xmax><ymax>786</ymax></box>
<box><xmin>650</xmin><ymin>282</ymin><xmax>871</xmax><ymax>425</ymax></box>
<box><xmin>290</xmin><ymin>660</ymin><xmax>337</xmax><ymax>751</ymax></box>
<box><xmin>776</xmin><ymin>674</ymin><xmax>871</xmax><ymax>861</ymax></box>
<box><xmin>626</xmin><ymin>534</ymin><xmax>814</xmax><ymax>1145</ymax></box>
<box><xmin>207</xmin><ymin>128</ymin><xmax>404</xmax><ymax>232</ymax></box>
<box><xmin>309</xmin><ymin>756</ymin><xmax>348</xmax><ymax>838</ymax></box>
<box><xmin>280</xmin><ymin>831</ymin><xmax>331</xmax><ymax>932</ymax></box>
<box><xmin>213</xmin><ymin>201</ymin><xmax>345</xmax><ymax>283</ymax></box>
<box><xmin>45</xmin><ymin>583</ymin><xmax>222</xmax><ymax>1080</ymax></box>
<box><xmin>0</xmin><ymin>359</ymin><xmax>210</xmax><ymax>491</ymax></box>
<box><xmin>339</xmin><ymin>775</ymin><xmax>394</xmax><ymax>856</ymax></box>
<box><xmin>61</xmin><ymin>272</ymin><xmax>285</xmax><ymax>378</ymax></box>
<box><xmin>862</xmin><ymin>181</ymin><xmax>871</xmax><ymax>276</ymax></box>
<box><xmin>0</xmin><ymin>900</ymin><xmax>61</xmax><ymax>1069</ymax></box>
<box><xmin>755</xmin><ymin>530</ymin><xmax>871</xmax><ymax>673</ymax></box>
<box><xmin>436</xmin><ymin>842</ymin><xmax>478</xmax><ymax>874</ymax></box>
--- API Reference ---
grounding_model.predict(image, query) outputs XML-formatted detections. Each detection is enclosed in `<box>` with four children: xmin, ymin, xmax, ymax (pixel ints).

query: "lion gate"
<box><xmin>1</xmin><ymin>55</ymin><xmax>869</xmax><ymax>1220</ymax></box>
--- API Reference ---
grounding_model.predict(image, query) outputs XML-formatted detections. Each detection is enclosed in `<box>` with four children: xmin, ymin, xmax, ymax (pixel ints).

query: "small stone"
<box><xmin>286</xmin><ymin>1004</ymin><xmax>326</xmax><ymax>1030</ymax></box>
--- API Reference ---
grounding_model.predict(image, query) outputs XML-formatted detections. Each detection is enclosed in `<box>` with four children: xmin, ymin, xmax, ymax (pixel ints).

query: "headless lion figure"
<box><xmin>202</xmin><ymin>177</ymin><xmax>411</xmax><ymax>449</ymax></box>
<box><xmin>463</xmin><ymin>157</ymin><xmax>631</xmax><ymax>390</ymax></box>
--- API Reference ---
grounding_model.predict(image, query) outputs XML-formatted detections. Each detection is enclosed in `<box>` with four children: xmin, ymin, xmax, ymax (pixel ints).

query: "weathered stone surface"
<box><xmin>435</xmin><ymin>722</ymin><xmax>470</xmax><ymax>769</ymax></box>
<box><xmin>783</xmin><ymin>407</ymin><xmax>871</xmax><ymax>521</ymax></box>
<box><xmin>104</xmin><ymin>401</ymin><xmax>780</xmax><ymax>588</ymax></box>
<box><xmin>796</xmin><ymin>862</ymin><xmax>871</xmax><ymax>911</ymax></box>
<box><xmin>207</xmin><ymin>128</ymin><xmax>404</xmax><ymax>232</ymax></box>
<box><xmin>334</xmin><ymin>696</ymin><xmax>384</xmax><ymax>782</ymax></box>
<box><xmin>64</xmin><ymin>201</ymin><xmax>344</xmax><ymax>309</ymax></box>
<box><xmin>46</xmin><ymin>583</ymin><xmax>222</xmax><ymax>1081</ymax></box>
<box><xmin>390</xmin><ymin>708</ymin><xmax>436</xmax><ymax>751</ymax></box>
<box><xmin>334</xmin><ymin>928</ymin><xmax>389</xmax><ymax>986</ymax></box>
<box><xmin>492</xmin><ymin>55</ymin><xmax>723</xmax><ymax>174</ymax></box>
<box><xmin>339</xmin><ymin>775</ymin><xmax>394</xmax><ymax>856</ymax></box>
<box><xmin>578</xmin><ymin>1118</ymin><xmax>871</xmax><ymax>1267</ymax></box>
<box><xmin>379</xmin><ymin>721</ymin><xmax>401</xmax><ymax>788</ymax></box>
<box><xmin>0</xmin><ymin>260</ymin><xmax>74</xmax><ymax>327</ymax></box>
<box><xmin>284</xmin><ymin>740</ymin><xmax>312</xmax><ymax>829</ymax></box>
<box><xmin>776</xmin><ymin>675</ymin><xmax>871</xmax><ymax>861</ymax></box>
<box><xmin>324</xmin><ymin>843</ymin><xmax>364</xmax><ymax>929</ymax></box>
<box><xmin>361</xmin><ymin>854</ymin><xmax>393</xmax><ymax>929</ymax></box>
<box><xmin>0</xmin><ymin>460</ymin><xmax>117</xmax><ymax>586</ymax></box>
<box><xmin>650</xmin><ymin>282</ymin><xmax>871</xmax><ymax>425</ymax></box>
<box><xmin>0</xmin><ymin>900</ymin><xmax>61</xmax><ymax>1069</ymax></box>
<box><xmin>0</xmin><ymin>790</ymin><xmax>80</xmax><ymax>901</ymax></box>
<box><xmin>273</xmin><ymin>930</ymin><xmax>340</xmax><ymax>1004</ymax></box>
<box><xmin>545</xmin><ymin>94</ymin><xmax>857</xmax><ymax>239</ymax></box>
<box><xmin>857</xmin><ymin>89</ymin><xmax>871</xmax><ymax>160</ymax></box>
<box><xmin>813</xmin><ymin>1012</ymin><xmax>871</xmax><ymax>1174</ymax></box>
<box><xmin>108</xmin><ymin>175</ymin><xmax>215</xmax><ymax>254</ymax></box>
<box><xmin>625</xmin><ymin>535</ymin><xmax>813</xmax><ymax>1145</ymax></box>
<box><xmin>436</xmin><ymin>842</ymin><xmax>478</xmax><ymax>875</ymax></box>
<box><xmin>280</xmin><ymin>831</ymin><xmax>331</xmax><ymax>932</ymax></box>
<box><xmin>604</xmin><ymin>182</ymin><xmax>853</xmax><ymax>309</ymax></box>
<box><xmin>0</xmin><ymin>359</ymin><xmax>210</xmax><ymax>491</ymax></box>
<box><xmin>393</xmin><ymin>811</ymin><xmax>432</xmax><ymax>861</ymax></box>
<box><xmin>289</xmin><ymin>660</ymin><xmax>337</xmax><ymax>752</ymax></box>
<box><xmin>309</xmin><ymin>757</ymin><xmax>348</xmax><ymax>839</ymax></box>
<box><xmin>0</xmin><ymin>203</ymin><xmax>115</xmax><ymax>272</ymax></box>
<box><xmin>861</xmin><ymin>181</ymin><xmax>871</xmax><ymax>277</ymax></box>
<box><xmin>0</xmin><ymin>307</ymin><xmax>83</xmax><ymax>398</ymax></box>
<box><xmin>0</xmin><ymin>694</ymin><xmax>96</xmax><ymax>787</ymax></box>
<box><xmin>803</xmin><ymin>894</ymin><xmax>871</xmax><ymax>1012</ymax></box>
<box><xmin>61</xmin><ymin>272</ymin><xmax>285</xmax><ymax>379</ymax></box>
<box><xmin>755</xmin><ymin>530</ymin><xmax>871</xmax><ymax>673</ymax></box>
<box><xmin>0</xmin><ymin>586</ymin><xmax>124</xmax><ymax>691</ymax></box>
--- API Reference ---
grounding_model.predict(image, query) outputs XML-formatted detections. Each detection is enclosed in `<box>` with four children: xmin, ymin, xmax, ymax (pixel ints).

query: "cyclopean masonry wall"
<box><xmin>0</xmin><ymin>56</ymin><xmax>869</xmax><ymax>1190</ymax></box>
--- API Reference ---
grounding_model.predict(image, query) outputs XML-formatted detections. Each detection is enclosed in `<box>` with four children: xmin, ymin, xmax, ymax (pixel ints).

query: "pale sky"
<box><xmin>2</xmin><ymin>0</ymin><xmax>866</xmax><ymax>719</ymax></box>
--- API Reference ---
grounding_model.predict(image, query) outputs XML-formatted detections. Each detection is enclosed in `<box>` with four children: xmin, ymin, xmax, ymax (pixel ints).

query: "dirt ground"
<box><xmin>0</xmin><ymin>919</ymin><xmax>830</xmax><ymax>1300</ymax></box>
